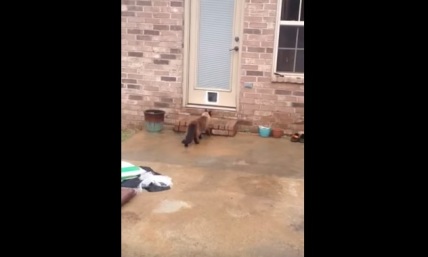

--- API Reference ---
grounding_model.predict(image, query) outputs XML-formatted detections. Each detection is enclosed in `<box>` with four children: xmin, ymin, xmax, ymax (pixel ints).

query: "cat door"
<box><xmin>207</xmin><ymin>92</ymin><xmax>218</xmax><ymax>103</ymax></box>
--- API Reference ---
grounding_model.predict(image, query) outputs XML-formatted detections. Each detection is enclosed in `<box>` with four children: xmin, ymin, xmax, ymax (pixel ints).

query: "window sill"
<box><xmin>271</xmin><ymin>74</ymin><xmax>304</xmax><ymax>84</ymax></box>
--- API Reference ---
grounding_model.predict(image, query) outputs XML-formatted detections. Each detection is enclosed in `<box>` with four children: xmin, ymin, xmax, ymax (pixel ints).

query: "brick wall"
<box><xmin>121</xmin><ymin>0</ymin><xmax>184</xmax><ymax>129</ymax></box>
<box><xmin>238</xmin><ymin>0</ymin><xmax>304</xmax><ymax>133</ymax></box>
<box><xmin>122</xmin><ymin>0</ymin><xmax>304</xmax><ymax>133</ymax></box>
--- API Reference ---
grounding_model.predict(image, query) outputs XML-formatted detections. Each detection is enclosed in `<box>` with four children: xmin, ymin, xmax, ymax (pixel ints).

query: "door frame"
<box><xmin>182</xmin><ymin>0</ymin><xmax>244</xmax><ymax>111</ymax></box>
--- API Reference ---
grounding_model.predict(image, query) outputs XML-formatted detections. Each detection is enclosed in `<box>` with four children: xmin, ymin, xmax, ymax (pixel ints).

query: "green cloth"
<box><xmin>121</xmin><ymin>165</ymin><xmax>142</xmax><ymax>181</ymax></box>
<box><xmin>121</xmin><ymin>166</ymin><xmax>140</xmax><ymax>172</ymax></box>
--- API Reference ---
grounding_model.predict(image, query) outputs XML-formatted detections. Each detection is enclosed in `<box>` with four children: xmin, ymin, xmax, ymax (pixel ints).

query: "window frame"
<box><xmin>272</xmin><ymin>0</ymin><xmax>304</xmax><ymax>83</ymax></box>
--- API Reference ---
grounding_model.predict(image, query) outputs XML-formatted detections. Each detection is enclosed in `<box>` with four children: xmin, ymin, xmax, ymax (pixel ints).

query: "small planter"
<box><xmin>144</xmin><ymin>109</ymin><xmax>165</xmax><ymax>132</ymax></box>
<box><xmin>271</xmin><ymin>128</ymin><xmax>284</xmax><ymax>138</ymax></box>
<box><xmin>258</xmin><ymin>125</ymin><xmax>271</xmax><ymax>138</ymax></box>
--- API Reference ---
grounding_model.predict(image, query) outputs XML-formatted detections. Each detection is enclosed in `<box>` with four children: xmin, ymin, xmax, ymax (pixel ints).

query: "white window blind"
<box><xmin>197</xmin><ymin>0</ymin><xmax>235</xmax><ymax>90</ymax></box>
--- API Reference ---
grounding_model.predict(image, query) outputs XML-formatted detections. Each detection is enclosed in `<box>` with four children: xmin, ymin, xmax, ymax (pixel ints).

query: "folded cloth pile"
<box><xmin>121</xmin><ymin>161</ymin><xmax>172</xmax><ymax>192</ymax></box>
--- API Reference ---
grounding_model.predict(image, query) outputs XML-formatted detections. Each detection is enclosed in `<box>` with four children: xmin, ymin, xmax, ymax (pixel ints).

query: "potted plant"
<box><xmin>271</xmin><ymin>125</ymin><xmax>284</xmax><ymax>138</ymax></box>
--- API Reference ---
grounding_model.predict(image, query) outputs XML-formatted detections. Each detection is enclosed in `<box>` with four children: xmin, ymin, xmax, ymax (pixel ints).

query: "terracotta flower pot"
<box><xmin>272</xmin><ymin>128</ymin><xmax>284</xmax><ymax>138</ymax></box>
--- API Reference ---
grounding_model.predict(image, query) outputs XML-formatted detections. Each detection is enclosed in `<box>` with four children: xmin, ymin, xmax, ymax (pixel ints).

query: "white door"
<box><xmin>185</xmin><ymin>0</ymin><xmax>243</xmax><ymax>109</ymax></box>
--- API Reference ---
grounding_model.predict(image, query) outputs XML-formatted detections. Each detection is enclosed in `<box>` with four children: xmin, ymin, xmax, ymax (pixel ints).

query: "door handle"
<box><xmin>229</xmin><ymin>46</ymin><xmax>239</xmax><ymax>51</ymax></box>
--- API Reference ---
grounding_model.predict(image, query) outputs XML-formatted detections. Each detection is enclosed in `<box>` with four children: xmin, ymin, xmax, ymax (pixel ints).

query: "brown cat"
<box><xmin>181</xmin><ymin>109</ymin><xmax>212</xmax><ymax>147</ymax></box>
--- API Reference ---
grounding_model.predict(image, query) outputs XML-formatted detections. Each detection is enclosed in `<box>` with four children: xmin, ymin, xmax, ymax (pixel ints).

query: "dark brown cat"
<box><xmin>181</xmin><ymin>110</ymin><xmax>212</xmax><ymax>147</ymax></box>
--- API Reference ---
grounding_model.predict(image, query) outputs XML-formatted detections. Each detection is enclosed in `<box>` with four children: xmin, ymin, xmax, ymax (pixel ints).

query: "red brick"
<box><xmin>127</xmin><ymin>29</ymin><xmax>142</xmax><ymax>34</ymax></box>
<box><xmin>137</xmin><ymin>35</ymin><xmax>151</xmax><ymax>40</ymax></box>
<box><xmin>250</xmin><ymin>10</ymin><xmax>270</xmax><ymax>17</ymax></box>
<box><xmin>242</xmin><ymin>52</ymin><xmax>259</xmax><ymax>58</ymax></box>
<box><xmin>161</xmin><ymin>76</ymin><xmax>176</xmax><ymax>81</ymax></box>
<box><xmin>255</xmin><ymin>99</ymin><xmax>275</xmax><ymax>106</ymax></box>
<box><xmin>144</xmin><ymin>30</ymin><xmax>160</xmax><ymax>35</ymax></box>
<box><xmin>244</xmin><ymin>16</ymin><xmax>263</xmax><ymax>22</ymax></box>
<box><xmin>128</xmin><ymin>52</ymin><xmax>143</xmax><ymax>57</ymax></box>
<box><xmin>136</xmin><ymin>12</ymin><xmax>153</xmax><ymax>18</ymax></box>
<box><xmin>241</xmin><ymin>109</ymin><xmax>255</xmax><ymax>115</ymax></box>
<box><xmin>257</xmin><ymin>77</ymin><xmax>271</xmax><ymax>82</ymax></box>
<box><xmin>242</xmin><ymin>65</ymin><xmax>258</xmax><ymax>70</ymax></box>
<box><xmin>240</xmin><ymin>98</ymin><xmax>256</xmax><ymax>104</ymax></box>
<box><xmin>260</xmin><ymin>41</ymin><xmax>274</xmax><ymax>47</ymax></box>
<box><xmin>243</xmin><ymin>40</ymin><xmax>261</xmax><ymax>47</ymax></box>
<box><xmin>248</xmin><ymin>47</ymin><xmax>265</xmax><ymax>53</ymax></box>
<box><xmin>249</xmin><ymin>22</ymin><xmax>267</xmax><ymax>28</ymax></box>
<box><xmin>122</xmin><ymin>68</ymin><xmax>138</xmax><ymax>73</ymax></box>
<box><xmin>260</xmin><ymin>53</ymin><xmax>273</xmax><ymax>59</ymax></box>
<box><xmin>259</xmin><ymin>105</ymin><xmax>274</xmax><ymax>111</ymax></box>
<box><xmin>144</xmin><ymin>18</ymin><xmax>161</xmax><ymax>24</ymax></box>
<box><xmin>153</xmin><ymin>25</ymin><xmax>169</xmax><ymax>30</ymax></box>
<box><xmin>241</xmin><ymin>104</ymin><xmax>260</xmax><ymax>111</ymax></box>
<box><xmin>171</xmin><ymin>1</ymin><xmax>182</xmax><ymax>7</ymax></box>
<box><xmin>248</xmin><ymin>34</ymin><xmax>274</xmax><ymax>42</ymax></box>
<box><xmin>122</xmin><ymin>11</ymin><xmax>135</xmax><ymax>17</ymax></box>
<box><xmin>170</xmin><ymin>25</ymin><xmax>182</xmax><ymax>30</ymax></box>
<box><xmin>280</xmin><ymin>96</ymin><xmax>297</xmax><ymax>102</ymax></box>
<box><xmin>171</xmin><ymin>13</ymin><xmax>183</xmax><ymax>19</ymax></box>
<box><xmin>248</xmin><ymin>4</ymin><xmax>264</xmax><ymax>10</ymax></box>
<box><xmin>127</xmin><ymin>84</ymin><xmax>141</xmax><ymax>90</ymax></box>
<box><xmin>153</xmin><ymin>12</ymin><xmax>170</xmax><ymax>18</ymax></box>
<box><xmin>128</xmin><ymin>74</ymin><xmax>144</xmax><ymax>79</ymax></box>
<box><xmin>144</xmin><ymin>86</ymin><xmax>159</xmax><ymax>91</ymax></box>
<box><xmin>243</xmin><ymin>93</ymin><xmax>260</xmax><ymax>99</ymax></box>
<box><xmin>296</xmin><ymin>97</ymin><xmax>304</xmax><ymax>103</ymax></box>
<box><xmin>256</xmin><ymin>88</ymin><xmax>274</xmax><ymax>94</ymax></box>
<box><xmin>275</xmin><ymin>90</ymin><xmax>291</xmax><ymax>95</ymax></box>
<box><xmin>254</xmin><ymin>110</ymin><xmax>273</xmax><ymax>116</ymax></box>
<box><xmin>263</xmin><ymin>17</ymin><xmax>276</xmax><ymax>22</ymax></box>
<box><xmin>128</xmin><ymin>6</ymin><xmax>143</xmax><ymax>11</ymax></box>
<box><xmin>154</xmin><ymin>102</ymin><xmax>170</xmax><ymax>108</ymax></box>
<box><xmin>260</xmin><ymin>94</ymin><xmax>277</xmax><ymax>100</ymax></box>
<box><xmin>241</xmin><ymin>76</ymin><xmax>257</xmax><ymax>82</ymax></box>
<box><xmin>153</xmin><ymin>1</ymin><xmax>168</xmax><ymax>6</ymax></box>
<box><xmin>247</xmin><ymin>70</ymin><xmax>264</xmax><ymax>76</ymax></box>
<box><xmin>273</xmin><ymin>106</ymin><xmax>295</xmax><ymax>113</ymax></box>
<box><xmin>146</xmin><ymin>91</ymin><xmax>171</xmax><ymax>97</ymax></box>
<box><xmin>158</xmin><ymin>54</ymin><xmax>175</xmax><ymax>59</ymax></box>
<box><xmin>244</xmin><ymin>29</ymin><xmax>261</xmax><ymax>35</ymax></box>
<box><xmin>122</xmin><ymin>22</ymin><xmax>136</xmax><ymax>28</ymax></box>
<box><xmin>136</xmin><ymin>1</ymin><xmax>151</xmax><ymax>6</ymax></box>
<box><xmin>122</xmin><ymin>79</ymin><xmax>137</xmax><ymax>83</ymax></box>
<box><xmin>129</xmin><ymin>95</ymin><xmax>143</xmax><ymax>100</ymax></box>
<box><xmin>154</xmin><ymin>70</ymin><xmax>170</xmax><ymax>76</ymax></box>
<box><xmin>295</xmin><ymin>108</ymin><xmax>304</xmax><ymax>114</ymax></box>
<box><xmin>160</xmin><ymin>31</ymin><xmax>179</xmax><ymax>38</ymax></box>
<box><xmin>252</xmin><ymin>55</ymin><xmax>272</xmax><ymax>64</ymax></box>
<box><xmin>153</xmin><ymin>59</ymin><xmax>169</xmax><ymax>65</ymax></box>
<box><xmin>143</xmin><ymin>6</ymin><xmax>160</xmax><ymax>12</ymax></box>
<box><xmin>264</xmin><ymin>3</ymin><xmax>277</xmax><ymax>9</ymax></box>
<box><xmin>262</xmin><ymin>29</ymin><xmax>274</xmax><ymax>35</ymax></box>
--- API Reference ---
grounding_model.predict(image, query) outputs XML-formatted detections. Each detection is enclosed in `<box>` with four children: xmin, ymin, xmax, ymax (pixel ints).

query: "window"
<box><xmin>274</xmin><ymin>0</ymin><xmax>304</xmax><ymax>79</ymax></box>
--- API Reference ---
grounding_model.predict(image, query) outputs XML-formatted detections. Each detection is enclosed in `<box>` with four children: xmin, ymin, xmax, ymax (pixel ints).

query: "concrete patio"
<box><xmin>121</xmin><ymin>128</ymin><xmax>304</xmax><ymax>257</ymax></box>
